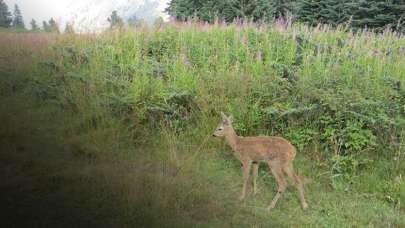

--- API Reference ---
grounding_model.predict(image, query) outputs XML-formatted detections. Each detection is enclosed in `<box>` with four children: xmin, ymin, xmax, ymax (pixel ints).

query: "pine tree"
<box><xmin>166</xmin><ymin>0</ymin><xmax>275</xmax><ymax>23</ymax></box>
<box><xmin>296</xmin><ymin>0</ymin><xmax>404</xmax><ymax>32</ymax></box>
<box><xmin>12</xmin><ymin>4</ymin><xmax>24</xmax><ymax>29</ymax></box>
<box><xmin>108</xmin><ymin>10</ymin><xmax>124</xmax><ymax>28</ymax></box>
<box><xmin>0</xmin><ymin>0</ymin><xmax>12</xmax><ymax>27</ymax></box>
<box><xmin>30</xmin><ymin>19</ymin><xmax>38</xmax><ymax>31</ymax></box>
<box><xmin>271</xmin><ymin>0</ymin><xmax>294</xmax><ymax>19</ymax></box>
<box><xmin>48</xmin><ymin>18</ymin><xmax>59</xmax><ymax>33</ymax></box>
<box><xmin>224</xmin><ymin>0</ymin><xmax>262</xmax><ymax>21</ymax></box>
<box><xmin>165</xmin><ymin>0</ymin><xmax>405</xmax><ymax>32</ymax></box>
<box><xmin>297</xmin><ymin>0</ymin><xmax>322</xmax><ymax>25</ymax></box>
<box><xmin>64</xmin><ymin>22</ymin><xmax>75</xmax><ymax>34</ymax></box>
<box><xmin>166</xmin><ymin>0</ymin><xmax>200</xmax><ymax>21</ymax></box>
<box><xmin>42</xmin><ymin>21</ymin><xmax>50</xmax><ymax>32</ymax></box>
<box><xmin>199</xmin><ymin>0</ymin><xmax>225</xmax><ymax>22</ymax></box>
<box><xmin>392</xmin><ymin>0</ymin><xmax>405</xmax><ymax>32</ymax></box>
<box><xmin>319</xmin><ymin>0</ymin><xmax>351</xmax><ymax>26</ymax></box>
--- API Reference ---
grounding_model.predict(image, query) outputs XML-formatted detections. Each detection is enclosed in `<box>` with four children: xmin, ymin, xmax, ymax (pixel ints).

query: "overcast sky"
<box><xmin>4</xmin><ymin>0</ymin><xmax>170</xmax><ymax>30</ymax></box>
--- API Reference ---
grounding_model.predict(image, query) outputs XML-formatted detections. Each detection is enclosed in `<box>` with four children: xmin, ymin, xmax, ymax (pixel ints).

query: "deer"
<box><xmin>212</xmin><ymin>112</ymin><xmax>308</xmax><ymax>211</ymax></box>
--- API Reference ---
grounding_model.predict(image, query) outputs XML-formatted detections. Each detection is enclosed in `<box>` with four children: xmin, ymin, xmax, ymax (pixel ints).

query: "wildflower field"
<box><xmin>0</xmin><ymin>21</ymin><xmax>404</xmax><ymax>227</ymax></box>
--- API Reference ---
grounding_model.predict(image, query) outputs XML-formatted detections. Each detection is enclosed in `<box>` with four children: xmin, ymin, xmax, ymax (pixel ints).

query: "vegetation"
<box><xmin>166</xmin><ymin>0</ymin><xmax>405</xmax><ymax>32</ymax></box>
<box><xmin>30</xmin><ymin>19</ymin><xmax>39</xmax><ymax>31</ymax></box>
<box><xmin>108</xmin><ymin>10</ymin><xmax>124</xmax><ymax>29</ymax></box>
<box><xmin>11</xmin><ymin>4</ymin><xmax>24</xmax><ymax>29</ymax></box>
<box><xmin>0</xmin><ymin>1</ymin><xmax>64</xmax><ymax>32</ymax></box>
<box><xmin>0</xmin><ymin>0</ymin><xmax>12</xmax><ymax>27</ymax></box>
<box><xmin>48</xmin><ymin>18</ymin><xmax>60</xmax><ymax>33</ymax></box>
<box><xmin>0</xmin><ymin>20</ymin><xmax>404</xmax><ymax>227</ymax></box>
<box><xmin>64</xmin><ymin>22</ymin><xmax>75</xmax><ymax>34</ymax></box>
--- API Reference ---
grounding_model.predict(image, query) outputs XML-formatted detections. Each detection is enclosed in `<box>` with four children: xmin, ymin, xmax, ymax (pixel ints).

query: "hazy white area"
<box><xmin>4</xmin><ymin>0</ymin><xmax>170</xmax><ymax>31</ymax></box>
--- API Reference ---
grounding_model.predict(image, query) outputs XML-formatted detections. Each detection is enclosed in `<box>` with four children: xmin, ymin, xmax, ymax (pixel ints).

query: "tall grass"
<box><xmin>0</xmin><ymin>21</ymin><xmax>404</xmax><ymax>227</ymax></box>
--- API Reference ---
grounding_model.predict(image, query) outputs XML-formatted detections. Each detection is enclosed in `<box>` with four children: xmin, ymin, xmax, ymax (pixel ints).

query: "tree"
<box><xmin>270</xmin><ymin>0</ymin><xmax>295</xmax><ymax>19</ymax></box>
<box><xmin>296</xmin><ymin>0</ymin><xmax>322</xmax><ymax>25</ymax></box>
<box><xmin>166</xmin><ymin>0</ymin><xmax>404</xmax><ymax>32</ymax></box>
<box><xmin>222</xmin><ymin>0</ymin><xmax>270</xmax><ymax>22</ymax></box>
<box><xmin>48</xmin><ymin>18</ymin><xmax>59</xmax><ymax>33</ymax></box>
<box><xmin>42</xmin><ymin>21</ymin><xmax>50</xmax><ymax>32</ymax></box>
<box><xmin>108</xmin><ymin>10</ymin><xmax>124</xmax><ymax>28</ymax></box>
<box><xmin>64</xmin><ymin>22</ymin><xmax>75</xmax><ymax>34</ymax></box>
<box><xmin>346</xmin><ymin>0</ymin><xmax>405</xmax><ymax>32</ymax></box>
<box><xmin>12</xmin><ymin>4</ymin><xmax>24</xmax><ymax>29</ymax></box>
<box><xmin>296</xmin><ymin>0</ymin><xmax>405</xmax><ymax>32</ymax></box>
<box><xmin>166</xmin><ymin>0</ymin><xmax>275</xmax><ymax>23</ymax></box>
<box><xmin>318</xmin><ymin>0</ymin><xmax>352</xmax><ymax>26</ymax></box>
<box><xmin>0</xmin><ymin>0</ymin><xmax>12</xmax><ymax>27</ymax></box>
<box><xmin>30</xmin><ymin>19</ymin><xmax>38</xmax><ymax>31</ymax></box>
<box><xmin>166</xmin><ymin>0</ymin><xmax>301</xmax><ymax>23</ymax></box>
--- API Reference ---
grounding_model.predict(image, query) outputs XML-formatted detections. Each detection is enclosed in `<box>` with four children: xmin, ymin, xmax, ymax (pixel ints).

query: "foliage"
<box><xmin>108</xmin><ymin>10</ymin><xmax>124</xmax><ymax>29</ymax></box>
<box><xmin>0</xmin><ymin>0</ymin><xmax>11</xmax><ymax>27</ymax></box>
<box><xmin>48</xmin><ymin>18</ymin><xmax>60</xmax><ymax>33</ymax></box>
<box><xmin>30</xmin><ymin>19</ymin><xmax>38</xmax><ymax>31</ymax></box>
<box><xmin>42</xmin><ymin>18</ymin><xmax>60</xmax><ymax>33</ymax></box>
<box><xmin>41</xmin><ymin>20</ymin><xmax>404</xmax><ymax>164</ymax></box>
<box><xmin>12</xmin><ymin>4</ymin><xmax>24</xmax><ymax>29</ymax></box>
<box><xmin>346</xmin><ymin>0</ymin><xmax>405</xmax><ymax>32</ymax></box>
<box><xmin>167</xmin><ymin>0</ymin><xmax>405</xmax><ymax>31</ymax></box>
<box><xmin>64</xmin><ymin>22</ymin><xmax>75</xmax><ymax>34</ymax></box>
<box><xmin>166</xmin><ymin>0</ymin><xmax>279</xmax><ymax>22</ymax></box>
<box><xmin>0</xmin><ymin>21</ymin><xmax>404</xmax><ymax>227</ymax></box>
<box><xmin>42</xmin><ymin>21</ymin><xmax>50</xmax><ymax>32</ymax></box>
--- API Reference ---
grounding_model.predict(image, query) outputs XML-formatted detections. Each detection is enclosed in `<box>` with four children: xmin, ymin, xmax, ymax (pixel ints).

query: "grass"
<box><xmin>0</xmin><ymin>21</ymin><xmax>404</xmax><ymax>227</ymax></box>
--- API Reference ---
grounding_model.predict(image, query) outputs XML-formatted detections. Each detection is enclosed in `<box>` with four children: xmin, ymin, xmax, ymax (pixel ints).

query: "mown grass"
<box><xmin>0</xmin><ymin>21</ymin><xmax>404</xmax><ymax>227</ymax></box>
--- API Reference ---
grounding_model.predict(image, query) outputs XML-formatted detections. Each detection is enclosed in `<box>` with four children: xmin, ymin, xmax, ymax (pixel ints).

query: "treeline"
<box><xmin>0</xmin><ymin>0</ymin><xmax>74</xmax><ymax>33</ymax></box>
<box><xmin>166</xmin><ymin>0</ymin><xmax>405</xmax><ymax>32</ymax></box>
<box><xmin>0</xmin><ymin>0</ymin><xmax>23</xmax><ymax>29</ymax></box>
<box><xmin>0</xmin><ymin>0</ymin><xmax>138</xmax><ymax>33</ymax></box>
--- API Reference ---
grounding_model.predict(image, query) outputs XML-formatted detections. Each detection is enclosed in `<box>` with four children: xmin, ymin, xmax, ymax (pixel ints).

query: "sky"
<box><xmin>4</xmin><ymin>0</ymin><xmax>170</xmax><ymax>31</ymax></box>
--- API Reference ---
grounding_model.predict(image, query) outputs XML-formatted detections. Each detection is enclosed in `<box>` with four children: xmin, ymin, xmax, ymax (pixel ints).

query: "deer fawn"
<box><xmin>212</xmin><ymin>112</ymin><xmax>308</xmax><ymax>211</ymax></box>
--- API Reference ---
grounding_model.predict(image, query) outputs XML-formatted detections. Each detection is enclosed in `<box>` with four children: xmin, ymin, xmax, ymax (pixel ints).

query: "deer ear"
<box><xmin>228</xmin><ymin>115</ymin><xmax>234</xmax><ymax>123</ymax></box>
<box><xmin>221</xmin><ymin>112</ymin><xmax>227</xmax><ymax>120</ymax></box>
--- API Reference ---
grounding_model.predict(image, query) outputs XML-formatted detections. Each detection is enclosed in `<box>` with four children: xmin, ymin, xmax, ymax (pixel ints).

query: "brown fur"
<box><xmin>213</xmin><ymin>112</ymin><xmax>308</xmax><ymax>211</ymax></box>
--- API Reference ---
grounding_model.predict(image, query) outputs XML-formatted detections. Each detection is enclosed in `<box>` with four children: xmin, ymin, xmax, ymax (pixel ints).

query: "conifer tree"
<box><xmin>296</xmin><ymin>0</ymin><xmax>404</xmax><ymax>31</ymax></box>
<box><xmin>346</xmin><ymin>0</ymin><xmax>405</xmax><ymax>32</ymax></box>
<box><xmin>42</xmin><ymin>21</ymin><xmax>50</xmax><ymax>32</ymax></box>
<box><xmin>319</xmin><ymin>0</ymin><xmax>351</xmax><ymax>26</ymax></box>
<box><xmin>108</xmin><ymin>10</ymin><xmax>124</xmax><ymax>28</ymax></box>
<box><xmin>48</xmin><ymin>18</ymin><xmax>59</xmax><ymax>33</ymax></box>
<box><xmin>0</xmin><ymin>0</ymin><xmax>12</xmax><ymax>27</ymax></box>
<box><xmin>271</xmin><ymin>0</ymin><xmax>293</xmax><ymax>18</ymax></box>
<box><xmin>167</xmin><ymin>0</ymin><xmax>275</xmax><ymax>23</ymax></box>
<box><xmin>296</xmin><ymin>0</ymin><xmax>322</xmax><ymax>25</ymax></box>
<box><xmin>30</xmin><ymin>19</ymin><xmax>38</xmax><ymax>31</ymax></box>
<box><xmin>64</xmin><ymin>22</ymin><xmax>75</xmax><ymax>34</ymax></box>
<box><xmin>165</xmin><ymin>0</ymin><xmax>404</xmax><ymax>31</ymax></box>
<box><xmin>166</xmin><ymin>0</ymin><xmax>197</xmax><ymax>21</ymax></box>
<box><xmin>12</xmin><ymin>4</ymin><xmax>24</xmax><ymax>29</ymax></box>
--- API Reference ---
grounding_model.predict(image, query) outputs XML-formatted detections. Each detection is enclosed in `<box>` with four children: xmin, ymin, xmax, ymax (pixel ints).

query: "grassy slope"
<box><xmin>0</xmin><ymin>23</ymin><xmax>404</xmax><ymax>227</ymax></box>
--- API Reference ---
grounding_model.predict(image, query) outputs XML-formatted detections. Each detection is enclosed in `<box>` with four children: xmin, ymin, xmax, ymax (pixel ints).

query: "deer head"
<box><xmin>212</xmin><ymin>112</ymin><xmax>234</xmax><ymax>137</ymax></box>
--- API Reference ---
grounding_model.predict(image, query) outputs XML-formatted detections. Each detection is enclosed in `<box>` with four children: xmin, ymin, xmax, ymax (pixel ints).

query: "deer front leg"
<box><xmin>253</xmin><ymin>162</ymin><xmax>259</xmax><ymax>195</ymax></box>
<box><xmin>240</xmin><ymin>160</ymin><xmax>252</xmax><ymax>200</ymax></box>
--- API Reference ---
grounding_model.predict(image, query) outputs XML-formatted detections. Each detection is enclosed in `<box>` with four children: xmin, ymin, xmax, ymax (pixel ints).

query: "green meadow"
<box><xmin>0</xmin><ymin>22</ymin><xmax>404</xmax><ymax>227</ymax></box>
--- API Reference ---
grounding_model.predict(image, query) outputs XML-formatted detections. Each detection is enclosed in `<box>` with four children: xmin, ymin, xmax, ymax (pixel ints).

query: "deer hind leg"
<box><xmin>240</xmin><ymin>160</ymin><xmax>252</xmax><ymax>200</ymax></box>
<box><xmin>284</xmin><ymin>163</ymin><xmax>308</xmax><ymax>210</ymax></box>
<box><xmin>253</xmin><ymin>162</ymin><xmax>259</xmax><ymax>195</ymax></box>
<box><xmin>267</xmin><ymin>161</ymin><xmax>287</xmax><ymax>211</ymax></box>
